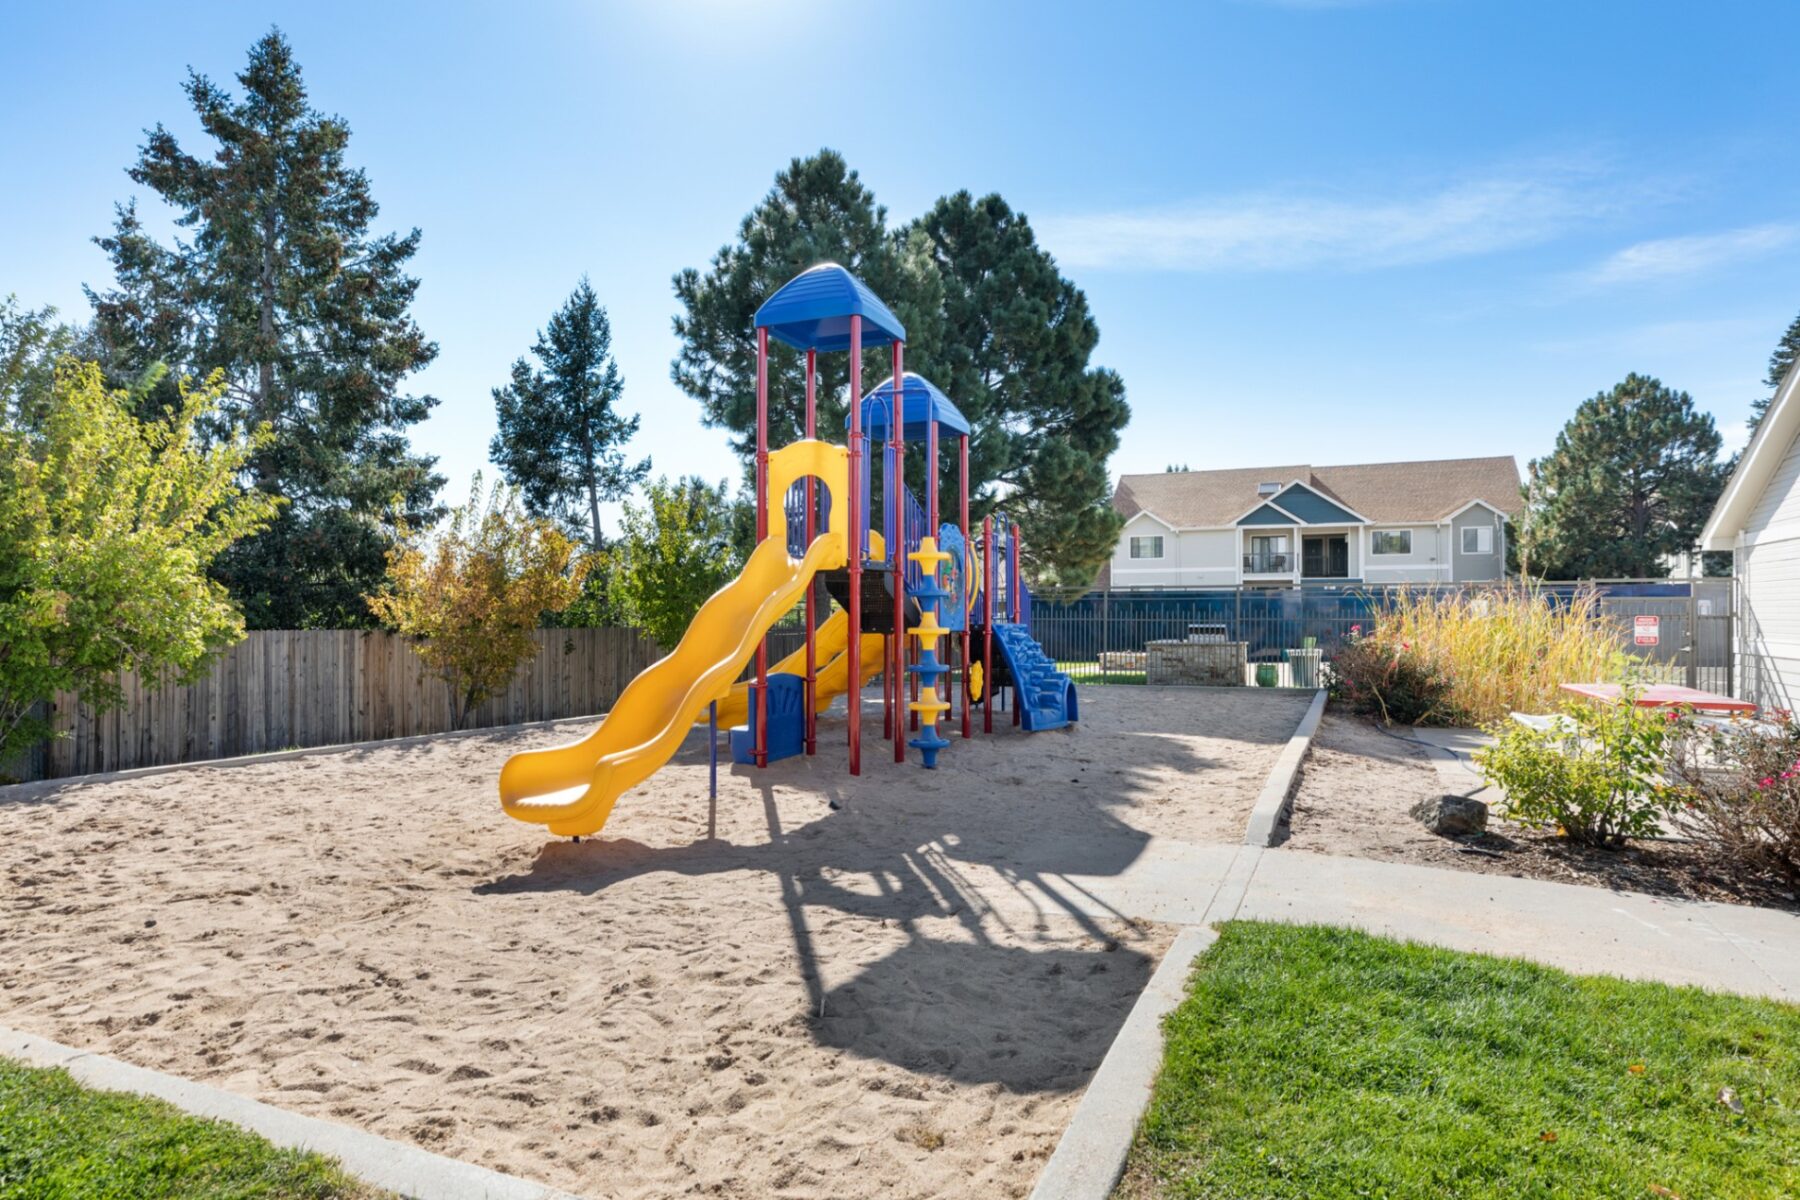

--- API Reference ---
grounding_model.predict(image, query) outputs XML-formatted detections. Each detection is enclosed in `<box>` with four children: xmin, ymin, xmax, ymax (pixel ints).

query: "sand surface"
<box><xmin>2</xmin><ymin>686</ymin><xmax>1306</xmax><ymax>1199</ymax></box>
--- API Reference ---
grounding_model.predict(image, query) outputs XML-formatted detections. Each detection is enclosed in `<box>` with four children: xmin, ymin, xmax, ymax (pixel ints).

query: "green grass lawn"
<box><xmin>0</xmin><ymin>1057</ymin><xmax>388</xmax><ymax>1199</ymax></box>
<box><xmin>1118</xmin><ymin>923</ymin><xmax>1800</xmax><ymax>1199</ymax></box>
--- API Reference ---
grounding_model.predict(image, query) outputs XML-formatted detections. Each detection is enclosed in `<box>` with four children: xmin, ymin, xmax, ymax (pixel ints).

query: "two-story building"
<box><xmin>1107</xmin><ymin>456</ymin><xmax>1522</xmax><ymax>589</ymax></box>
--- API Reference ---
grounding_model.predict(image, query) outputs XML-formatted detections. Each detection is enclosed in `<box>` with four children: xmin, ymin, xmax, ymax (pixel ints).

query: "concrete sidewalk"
<box><xmin>1038</xmin><ymin>839</ymin><xmax>1800</xmax><ymax>1001</ymax></box>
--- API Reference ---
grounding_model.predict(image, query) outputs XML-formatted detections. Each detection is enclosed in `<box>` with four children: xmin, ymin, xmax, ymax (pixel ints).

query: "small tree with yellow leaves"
<box><xmin>367</xmin><ymin>477</ymin><xmax>590</xmax><ymax>727</ymax></box>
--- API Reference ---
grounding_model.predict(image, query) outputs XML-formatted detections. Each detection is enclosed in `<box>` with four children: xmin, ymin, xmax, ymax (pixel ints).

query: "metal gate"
<box><xmin>1595</xmin><ymin>579</ymin><xmax>1735</xmax><ymax>695</ymax></box>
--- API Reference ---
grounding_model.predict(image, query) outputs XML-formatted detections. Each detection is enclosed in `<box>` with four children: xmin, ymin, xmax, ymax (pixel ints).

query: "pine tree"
<box><xmin>671</xmin><ymin>150</ymin><xmax>943</xmax><ymax>466</ymax></box>
<box><xmin>86</xmin><ymin>29</ymin><xmax>442</xmax><ymax>628</ymax></box>
<box><xmin>910</xmin><ymin>190</ymin><xmax>1129</xmax><ymax>592</ymax></box>
<box><xmin>1525</xmin><ymin>373</ymin><xmax>1728</xmax><ymax>579</ymax></box>
<box><xmin>671</xmin><ymin>154</ymin><xmax>1129</xmax><ymax>592</ymax></box>
<box><xmin>490</xmin><ymin>279</ymin><xmax>650</xmax><ymax>554</ymax></box>
<box><xmin>1750</xmin><ymin>309</ymin><xmax>1800</xmax><ymax>432</ymax></box>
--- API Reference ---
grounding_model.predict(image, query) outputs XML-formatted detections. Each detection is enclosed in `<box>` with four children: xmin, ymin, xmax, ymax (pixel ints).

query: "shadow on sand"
<box><xmin>475</xmin><ymin>709</ymin><xmax>1225</xmax><ymax>1091</ymax></box>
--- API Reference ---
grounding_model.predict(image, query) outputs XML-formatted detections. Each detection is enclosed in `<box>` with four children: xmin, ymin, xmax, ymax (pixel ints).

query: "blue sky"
<box><xmin>5</xmin><ymin>0</ymin><xmax>1799</xmax><ymax>525</ymax></box>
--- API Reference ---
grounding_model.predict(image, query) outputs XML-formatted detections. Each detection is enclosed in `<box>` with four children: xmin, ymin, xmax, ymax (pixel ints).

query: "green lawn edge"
<box><xmin>0</xmin><ymin>1056</ymin><xmax>391</xmax><ymax>1199</ymax></box>
<box><xmin>1117</xmin><ymin>921</ymin><xmax>1800</xmax><ymax>1199</ymax></box>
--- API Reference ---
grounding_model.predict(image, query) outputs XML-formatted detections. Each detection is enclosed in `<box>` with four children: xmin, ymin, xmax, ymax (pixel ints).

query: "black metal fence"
<box><xmin>1027</xmin><ymin>581</ymin><xmax>1736</xmax><ymax>692</ymax></box>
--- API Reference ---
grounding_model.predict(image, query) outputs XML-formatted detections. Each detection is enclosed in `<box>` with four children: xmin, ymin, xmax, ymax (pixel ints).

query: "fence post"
<box><xmin>1685</xmin><ymin>581</ymin><xmax>1699</xmax><ymax>689</ymax></box>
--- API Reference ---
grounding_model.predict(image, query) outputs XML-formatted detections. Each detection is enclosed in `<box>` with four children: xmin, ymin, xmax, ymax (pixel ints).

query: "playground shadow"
<box><xmin>471</xmin><ymin>692</ymin><xmax>1283</xmax><ymax>1091</ymax></box>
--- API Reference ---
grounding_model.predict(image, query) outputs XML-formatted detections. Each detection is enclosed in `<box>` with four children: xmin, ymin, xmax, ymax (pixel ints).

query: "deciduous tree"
<box><xmin>87</xmin><ymin>29</ymin><xmax>442</xmax><ymax>628</ymax></box>
<box><xmin>490</xmin><ymin>279</ymin><xmax>649</xmax><ymax>554</ymax></box>
<box><xmin>1524</xmin><ymin>373</ymin><xmax>1728</xmax><ymax>579</ymax></box>
<box><xmin>366</xmin><ymin>477</ymin><xmax>589</xmax><ymax>728</ymax></box>
<box><xmin>604</xmin><ymin>477</ymin><xmax>743</xmax><ymax>648</ymax></box>
<box><xmin>0</xmin><ymin>363</ymin><xmax>279</xmax><ymax>766</ymax></box>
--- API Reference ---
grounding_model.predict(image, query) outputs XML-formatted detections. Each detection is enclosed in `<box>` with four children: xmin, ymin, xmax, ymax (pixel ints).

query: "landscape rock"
<box><xmin>1410</xmin><ymin>794</ymin><xmax>1488</xmax><ymax>837</ymax></box>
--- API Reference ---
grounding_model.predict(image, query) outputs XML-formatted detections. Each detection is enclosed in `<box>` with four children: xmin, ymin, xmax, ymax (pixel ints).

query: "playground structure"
<box><xmin>499</xmin><ymin>264</ymin><xmax>1076</xmax><ymax>837</ymax></box>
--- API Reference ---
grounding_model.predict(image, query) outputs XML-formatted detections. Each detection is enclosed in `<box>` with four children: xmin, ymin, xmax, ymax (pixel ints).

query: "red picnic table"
<box><xmin>1558</xmin><ymin>682</ymin><xmax>1756</xmax><ymax>715</ymax></box>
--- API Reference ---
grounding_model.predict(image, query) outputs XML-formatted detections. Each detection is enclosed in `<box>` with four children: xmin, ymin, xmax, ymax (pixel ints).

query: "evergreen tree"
<box><xmin>910</xmin><ymin>190</ymin><xmax>1129</xmax><ymax>592</ymax></box>
<box><xmin>671</xmin><ymin>150</ymin><xmax>943</xmax><ymax>465</ymax></box>
<box><xmin>490</xmin><ymin>279</ymin><xmax>649</xmax><ymax>554</ymax></box>
<box><xmin>1525</xmin><ymin>373</ymin><xmax>1728</xmax><ymax>579</ymax></box>
<box><xmin>86</xmin><ymin>29</ymin><xmax>442</xmax><ymax>628</ymax></box>
<box><xmin>1750</xmin><ymin>309</ymin><xmax>1800</xmax><ymax>432</ymax></box>
<box><xmin>671</xmin><ymin>154</ymin><xmax>1129</xmax><ymax>592</ymax></box>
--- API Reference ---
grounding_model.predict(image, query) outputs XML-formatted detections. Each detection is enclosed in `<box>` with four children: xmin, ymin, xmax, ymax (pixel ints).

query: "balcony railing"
<box><xmin>1243</xmin><ymin>551</ymin><xmax>1293</xmax><ymax>573</ymax></box>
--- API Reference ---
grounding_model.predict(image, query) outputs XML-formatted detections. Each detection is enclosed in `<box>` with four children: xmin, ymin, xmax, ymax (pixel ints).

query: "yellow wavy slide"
<box><xmin>500</xmin><ymin>439</ymin><xmax>850</xmax><ymax>838</ymax></box>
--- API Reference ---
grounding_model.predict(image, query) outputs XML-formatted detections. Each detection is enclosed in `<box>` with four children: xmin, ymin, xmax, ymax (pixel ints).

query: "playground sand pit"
<box><xmin>0</xmin><ymin>686</ymin><xmax>1305</xmax><ymax>1198</ymax></box>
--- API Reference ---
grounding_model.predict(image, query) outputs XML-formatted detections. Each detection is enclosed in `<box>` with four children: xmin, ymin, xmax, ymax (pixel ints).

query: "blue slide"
<box><xmin>992</xmin><ymin>623</ymin><xmax>1078</xmax><ymax>731</ymax></box>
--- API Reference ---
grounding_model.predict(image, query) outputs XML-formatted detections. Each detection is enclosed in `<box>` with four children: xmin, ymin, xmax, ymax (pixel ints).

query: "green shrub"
<box><xmin>1475</xmin><ymin>695</ymin><xmax>1681</xmax><ymax>848</ymax></box>
<box><xmin>1668</xmin><ymin>717</ymin><xmax>1800</xmax><ymax>888</ymax></box>
<box><xmin>1329</xmin><ymin>629</ymin><xmax>1457</xmax><ymax>725</ymax></box>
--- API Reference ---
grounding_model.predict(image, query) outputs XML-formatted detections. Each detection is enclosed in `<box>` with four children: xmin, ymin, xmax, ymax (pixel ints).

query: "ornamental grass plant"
<box><xmin>1334</xmin><ymin>585</ymin><xmax>1637</xmax><ymax>726</ymax></box>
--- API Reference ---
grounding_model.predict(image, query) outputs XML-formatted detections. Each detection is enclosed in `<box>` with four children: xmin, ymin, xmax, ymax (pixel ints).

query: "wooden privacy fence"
<box><xmin>17</xmin><ymin>627</ymin><xmax>663</xmax><ymax>783</ymax></box>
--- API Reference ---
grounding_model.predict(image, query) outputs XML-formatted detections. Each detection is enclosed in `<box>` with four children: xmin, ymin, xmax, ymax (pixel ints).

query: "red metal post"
<box><xmin>982</xmin><ymin>515</ymin><xmax>994</xmax><ymax>734</ymax></box>
<box><xmin>803</xmin><ymin>348</ymin><xmax>817</xmax><ymax>756</ymax></box>
<box><xmin>847</xmin><ymin>316</ymin><xmax>863</xmax><ymax>775</ymax></box>
<box><xmin>883</xmin><ymin>441</ymin><xmax>893</xmax><ymax>741</ymax></box>
<box><xmin>960</xmin><ymin>435</ymin><xmax>971</xmax><ymax>738</ymax></box>
<box><xmin>1011</xmin><ymin>520</ymin><xmax>1022</xmax><ymax>727</ymax></box>
<box><xmin>892</xmin><ymin>346</ymin><xmax>906</xmax><ymax>763</ymax></box>
<box><xmin>754</xmin><ymin>326</ymin><xmax>770</xmax><ymax>766</ymax></box>
<box><xmin>1011</xmin><ymin>522</ymin><xmax>1022</xmax><ymax>623</ymax></box>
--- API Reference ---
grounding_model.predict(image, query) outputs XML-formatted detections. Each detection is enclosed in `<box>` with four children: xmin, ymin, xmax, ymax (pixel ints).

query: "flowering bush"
<box><xmin>1329</xmin><ymin>628</ymin><xmax>1458</xmax><ymax>726</ymax></box>
<box><xmin>1475</xmin><ymin>693</ymin><xmax>1681</xmax><ymax>848</ymax></box>
<box><xmin>1668</xmin><ymin>718</ymin><xmax>1800</xmax><ymax>888</ymax></box>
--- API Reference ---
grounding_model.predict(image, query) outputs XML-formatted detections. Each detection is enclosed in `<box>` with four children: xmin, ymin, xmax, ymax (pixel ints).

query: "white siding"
<box><xmin>1739</xmin><ymin>424</ymin><xmax>1800</xmax><ymax>707</ymax></box>
<box><xmin>1361</xmin><ymin>525</ymin><xmax>1449</xmax><ymax>583</ymax></box>
<box><xmin>1110</xmin><ymin>515</ymin><xmax>1237</xmax><ymax>587</ymax></box>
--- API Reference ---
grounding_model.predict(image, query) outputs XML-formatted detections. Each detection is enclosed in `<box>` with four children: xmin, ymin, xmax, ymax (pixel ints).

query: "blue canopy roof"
<box><xmin>753</xmin><ymin>263</ymin><xmax>906</xmax><ymax>352</ymax></box>
<box><xmin>856</xmin><ymin>373</ymin><xmax>972</xmax><ymax>440</ymax></box>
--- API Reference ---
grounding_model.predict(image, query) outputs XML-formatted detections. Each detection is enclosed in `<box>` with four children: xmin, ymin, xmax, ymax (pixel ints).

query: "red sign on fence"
<box><xmin>1633</xmin><ymin>615</ymin><xmax>1660</xmax><ymax>646</ymax></box>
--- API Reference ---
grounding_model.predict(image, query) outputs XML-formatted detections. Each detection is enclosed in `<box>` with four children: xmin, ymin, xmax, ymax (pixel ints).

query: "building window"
<box><xmin>1371</xmin><ymin>530</ymin><xmax>1412</xmax><ymax>556</ymax></box>
<box><xmin>1257</xmin><ymin>482</ymin><xmax>1281</xmax><ymax>496</ymax></box>
<box><xmin>1129</xmin><ymin>535</ymin><xmax>1164</xmax><ymax>559</ymax></box>
<box><xmin>1461</xmin><ymin>525</ymin><xmax>1493</xmax><ymax>555</ymax></box>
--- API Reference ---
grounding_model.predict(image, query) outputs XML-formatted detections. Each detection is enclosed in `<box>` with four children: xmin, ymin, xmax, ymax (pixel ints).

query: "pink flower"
<box><xmin>1759</xmin><ymin>777</ymin><xmax>1775</xmax><ymax>789</ymax></box>
<box><xmin>1784</xmin><ymin>772</ymin><xmax>1795</xmax><ymax>780</ymax></box>
<box><xmin>1350</xmin><ymin>624</ymin><xmax>1362</xmax><ymax>635</ymax></box>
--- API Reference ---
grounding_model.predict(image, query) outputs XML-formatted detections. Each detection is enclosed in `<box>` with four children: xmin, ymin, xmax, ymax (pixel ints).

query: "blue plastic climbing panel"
<box><xmin>991</xmin><ymin>623</ymin><xmax>1078</xmax><ymax>732</ymax></box>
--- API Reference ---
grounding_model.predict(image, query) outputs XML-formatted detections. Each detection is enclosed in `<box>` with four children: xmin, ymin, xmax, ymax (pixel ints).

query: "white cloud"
<box><xmin>1037</xmin><ymin>170</ymin><xmax>1611</xmax><ymax>273</ymax></box>
<box><xmin>1579</xmin><ymin>223</ymin><xmax>1800</xmax><ymax>287</ymax></box>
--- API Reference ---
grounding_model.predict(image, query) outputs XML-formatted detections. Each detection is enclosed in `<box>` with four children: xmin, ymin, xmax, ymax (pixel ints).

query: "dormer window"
<box><xmin>1257</xmin><ymin>482</ymin><xmax>1281</xmax><ymax>496</ymax></box>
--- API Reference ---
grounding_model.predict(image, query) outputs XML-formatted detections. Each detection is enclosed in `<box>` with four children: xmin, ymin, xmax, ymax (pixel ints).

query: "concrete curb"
<box><xmin>1242</xmin><ymin>688</ymin><xmax>1328</xmax><ymax>846</ymax></box>
<box><xmin>0</xmin><ymin>711</ymin><xmax>606</xmax><ymax>798</ymax></box>
<box><xmin>2</xmin><ymin>1026</ymin><xmax>586</xmax><ymax>1200</ymax></box>
<box><xmin>1028</xmin><ymin>925</ymin><xmax>1218</xmax><ymax>1200</ymax></box>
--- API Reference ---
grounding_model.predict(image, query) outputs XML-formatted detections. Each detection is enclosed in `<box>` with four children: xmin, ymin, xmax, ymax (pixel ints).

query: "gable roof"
<box><xmin>1113</xmin><ymin>456</ymin><xmax>1523</xmax><ymax>528</ymax></box>
<box><xmin>1702</xmin><ymin>359</ymin><xmax>1800</xmax><ymax>550</ymax></box>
